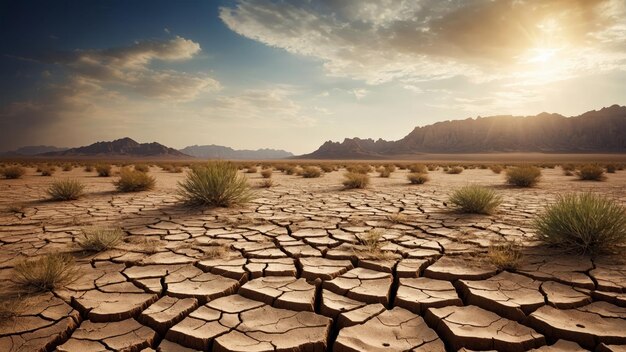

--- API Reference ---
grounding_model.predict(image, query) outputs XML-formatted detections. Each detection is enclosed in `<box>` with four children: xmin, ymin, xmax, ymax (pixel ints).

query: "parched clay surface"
<box><xmin>0</xmin><ymin>166</ymin><xmax>625</xmax><ymax>351</ymax></box>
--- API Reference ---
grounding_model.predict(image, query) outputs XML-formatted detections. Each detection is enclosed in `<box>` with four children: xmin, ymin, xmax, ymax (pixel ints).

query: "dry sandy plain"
<box><xmin>1</xmin><ymin>164</ymin><xmax>626</xmax><ymax>352</ymax></box>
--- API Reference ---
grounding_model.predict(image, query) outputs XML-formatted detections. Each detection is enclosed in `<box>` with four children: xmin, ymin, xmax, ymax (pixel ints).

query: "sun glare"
<box><xmin>527</xmin><ymin>47</ymin><xmax>558</xmax><ymax>64</ymax></box>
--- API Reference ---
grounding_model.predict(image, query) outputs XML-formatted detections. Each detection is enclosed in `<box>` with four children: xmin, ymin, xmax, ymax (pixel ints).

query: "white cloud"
<box><xmin>220</xmin><ymin>0</ymin><xmax>626</xmax><ymax>85</ymax></box>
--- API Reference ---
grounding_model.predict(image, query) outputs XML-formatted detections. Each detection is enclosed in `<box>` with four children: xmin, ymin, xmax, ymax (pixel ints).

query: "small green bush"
<box><xmin>506</xmin><ymin>166</ymin><xmax>541</xmax><ymax>187</ymax></box>
<box><xmin>407</xmin><ymin>173</ymin><xmax>429</xmax><ymax>184</ymax></box>
<box><xmin>2</xmin><ymin>166</ymin><xmax>26</xmax><ymax>179</ymax></box>
<box><xmin>96</xmin><ymin>164</ymin><xmax>112</xmax><ymax>177</ymax></box>
<box><xmin>14</xmin><ymin>253</ymin><xmax>77</xmax><ymax>292</ymax></box>
<box><xmin>576</xmin><ymin>164</ymin><xmax>606</xmax><ymax>181</ymax></box>
<box><xmin>134</xmin><ymin>164</ymin><xmax>150</xmax><ymax>173</ymax></box>
<box><xmin>343</xmin><ymin>172</ymin><xmax>370</xmax><ymax>189</ymax></box>
<box><xmin>78</xmin><ymin>227</ymin><xmax>124</xmax><ymax>251</ymax></box>
<box><xmin>114</xmin><ymin>169</ymin><xmax>156</xmax><ymax>192</ymax></box>
<box><xmin>446</xmin><ymin>166</ymin><xmax>463</xmax><ymax>174</ymax></box>
<box><xmin>449</xmin><ymin>185</ymin><xmax>502</xmax><ymax>214</ymax></box>
<box><xmin>302</xmin><ymin>166</ymin><xmax>322</xmax><ymax>178</ymax></box>
<box><xmin>47</xmin><ymin>179</ymin><xmax>85</xmax><ymax>200</ymax></box>
<box><xmin>534</xmin><ymin>193</ymin><xmax>626</xmax><ymax>254</ymax></box>
<box><xmin>177</xmin><ymin>161</ymin><xmax>253</xmax><ymax>207</ymax></box>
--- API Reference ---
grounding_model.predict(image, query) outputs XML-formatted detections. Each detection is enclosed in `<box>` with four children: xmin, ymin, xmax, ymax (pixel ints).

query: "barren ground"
<box><xmin>1</xmin><ymin>166</ymin><xmax>626</xmax><ymax>351</ymax></box>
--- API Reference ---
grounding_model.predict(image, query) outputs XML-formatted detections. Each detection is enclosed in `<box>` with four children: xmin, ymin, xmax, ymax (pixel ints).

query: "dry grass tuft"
<box><xmin>96</xmin><ymin>164</ymin><xmax>112</xmax><ymax>177</ymax></box>
<box><xmin>258</xmin><ymin>179</ymin><xmax>274</xmax><ymax>188</ymax></box>
<box><xmin>534</xmin><ymin>192</ymin><xmax>626</xmax><ymax>255</ymax></box>
<box><xmin>47</xmin><ymin>179</ymin><xmax>85</xmax><ymax>201</ymax></box>
<box><xmin>114</xmin><ymin>168</ymin><xmax>156</xmax><ymax>192</ymax></box>
<box><xmin>506</xmin><ymin>165</ymin><xmax>541</xmax><ymax>187</ymax></box>
<box><xmin>2</xmin><ymin>166</ymin><xmax>26</xmax><ymax>179</ymax></box>
<box><xmin>343</xmin><ymin>172</ymin><xmax>370</xmax><ymax>189</ymax></box>
<box><xmin>407</xmin><ymin>173</ymin><xmax>429</xmax><ymax>184</ymax></box>
<box><xmin>490</xmin><ymin>165</ymin><xmax>503</xmax><ymax>174</ymax></box>
<box><xmin>78</xmin><ymin>227</ymin><xmax>124</xmax><ymax>251</ymax></box>
<box><xmin>387</xmin><ymin>213</ymin><xmax>408</xmax><ymax>223</ymax></box>
<box><xmin>134</xmin><ymin>164</ymin><xmax>150</xmax><ymax>173</ymax></box>
<box><xmin>446</xmin><ymin>166</ymin><xmax>464</xmax><ymax>174</ymax></box>
<box><xmin>488</xmin><ymin>242</ymin><xmax>523</xmax><ymax>271</ymax></box>
<box><xmin>449</xmin><ymin>185</ymin><xmax>502</xmax><ymax>214</ymax></box>
<box><xmin>260</xmin><ymin>169</ymin><xmax>273</xmax><ymax>179</ymax></box>
<box><xmin>301</xmin><ymin>166</ymin><xmax>322</xmax><ymax>178</ymax></box>
<box><xmin>178</xmin><ymin>161</ymin><xmax>254</xmax><ymax>207</ymax></box>
<box><xmin>576</xmin><ymin>164</ymin><xmax>606</xmax><ymax>181</ymax></box>
<box><xmin>13</xmin><ymin>253</ymin><xmax>77</xmax><ymax>292</ymax></box>
<box><xmin>408</xmin><ymin>164</ymin><xmax>428</xmax><ymax>174</ymax></box>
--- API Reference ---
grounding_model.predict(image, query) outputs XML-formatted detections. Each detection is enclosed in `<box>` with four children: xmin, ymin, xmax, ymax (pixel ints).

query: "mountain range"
<box><xmin>40</xmin><ymin>137</ymin><xmax>187</xmax><ymax>158</ymax></box>
<box><xmin>180</xmin><ymin>145</ymin><xmax>293</xmax><ymax>159</ymax></box>
<box><xmin>302</xmin><ymin>105</ymin><xmax>626</xmax><ymax>159</ymax></box>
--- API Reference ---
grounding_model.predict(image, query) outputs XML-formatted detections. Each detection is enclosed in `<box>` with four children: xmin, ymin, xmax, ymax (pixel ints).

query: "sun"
<box><xmin>527</xmin><ymin>47</ymin><xmax>558</xmax><ymax>64</ymax></box>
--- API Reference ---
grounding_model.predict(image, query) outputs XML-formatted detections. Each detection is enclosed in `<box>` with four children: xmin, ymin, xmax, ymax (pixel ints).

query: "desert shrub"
<box><xmin>379</xmin><ymin>168</ymin><xmax>391</xmax><ymax>178</ymax></box>
<box><xmin>260</xmin><ymin>169</ymin><xmax>273</xmax><ymax>178</ymax></box>
<box><xmin>576</xmin><ymin>164</ymin><xmax>606</xmax><ymax>181</ymax></box>
<box><xmin>606</xmin><ymin>164</ymin><xmax>617</xmax><ymax>173</ymax></box>
<box><xmin>160</xmin><ymin>164</ymin><xmax>173</xmax><ymax>172</ymax></box>
<box><xmin>134</xmin><ymin>163</ymin><xmax>150</xmax><ymax>173</ymax></box>
<box><xmin>408</xmin><ymin>163</ymin><xmax>428</xmax><ymax>174</ymax></box>
<box><xmin>114</xmin><ymin>169</ymin><xmax>156</xmax><ymax>192</ymax></box>
<box><xmin>171</xmin><ymin>166</ymin><xmax>183</xmax><ymax>173</ymax></box>
<box><xmin>449</xmin><ymin>185</ymin><xmax>502</xmax><ymax>214</ymax></box>
<box><xmin>258</xmin><ymin>179</ymin><xmax>274</xmax><ymax>188</ymax></box>
<box><xmin>343</xmin><ymin>172</ymin><xmax>370</xmax><ymax>189</ymax></box>
<box><xmin>96</xmin><ymin>164</ymin><xmax>112</xmax><ymax>177</ymax></box>
<box><xmin>47</xmin><ymin>179</ymin><xmax>85</xmax><ymax>201</ymax></box>
<box><xmin>407</xmin><ymin>173</ymin><xmax>429</xmax><ymax>184</ymax></box>
<box><xmin>534</xmin><ymin>193</ymin><xmax>626</xmax><ymax>254</ymax></box>
<box><xmin>61</xmin><ymin>164</ymin><xmax>72</xmax><ymax>172</ymax></box>
<box><xmin>2</xmin><ymin>166</ymin><xmax>26</xmax><ymax>179</ymax></box>
<box><xmin>0</xmin><ymin>294</ymin><xmax>26</xmax><ymax>319</ymax></box>
<box><xmin>427</xmin><ymin>164</ymin><xmax>437</xmax><ymax>171</ymax></box>
<box><xmin>84</xmin><ymin>165</ymin><xmax>94</xmax><ymax>172</ymax></box>
<box><xmin>488</xmin><ymin>242</ymin><xmax>523</xmax><ymax>271</ymax></box>
<box><xmin>490</xmin><ymin>165</ymin><xmax>503</xmax><ymax>174</ymax></box>
<box><xmin>284</xmin><ymin>165</ymin><xmax>297</xmax><ymax>175</ymax></box>
<box><xmin>384</xmin><ymin>164</ymin><xmax>396</xmax><ymax>173</ymax></box>
<box><xmin>78</xmin><ymin>227</ymin><xmax>124</xmax><ymax>251</ymax></box>
<box><xmin>302</xmin><ymin>166</ymin><xmax>322</xmax><ymax>178</ymax></box>
<box><xmin>446</xmin><ymin>166</ymin><xmax>464</xmax><ymax>174</ymax></box>
<box><xmin>177</xmin><ymin>161</ymin><xmax>253</xmax><ymax>207</ymax></box>
<box><xmin>246</xmin><ymin>166</ymin><xmax>258</xmax><ymax>173</ymax></box>
<box><xmin>360</xmin><ymin>229</ymin><xmax>384</xmax><ymax>252</ymax></box>
<box><xmin>320</xmin><ymin>164</ymin><xmax>335</xmax><ymax>173</ymax></box>
<box><xmin>506</xmin><ymin>166</ymin><xmax>541</xmax><ymax>187</ymax></box>
<box><xmin>346</xmin><ymin>164</ymin><xmax>371</xmax><ymax>174</ymax></box>
<box><xmin>40</xmin><ymin>166</ymin><xmax>55</xmax><ymax>176</ymax></box>
<box><xmin>14</xmin><ymin>253</ymin><xmax>77</xmax><ymax>292</ymax></box>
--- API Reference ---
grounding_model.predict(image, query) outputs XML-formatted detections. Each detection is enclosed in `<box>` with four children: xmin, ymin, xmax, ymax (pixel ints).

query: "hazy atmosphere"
<box><xmin>1</xmin><ymin>0</ymin><xmax>626</xmax><ymax>153</ymax></box>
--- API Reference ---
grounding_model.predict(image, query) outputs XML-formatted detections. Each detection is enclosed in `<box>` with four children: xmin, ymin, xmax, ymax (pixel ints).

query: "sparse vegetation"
<box><xmin>346</xmin><ymin>164</ymin><xmax>371</xmax><ymax>174</ymax></box>
<box><xmin>114</xmin><ymin>168</ymin><xmax>156</xmax><ymax>192</ymax></box>
<box><xmin>2</xmin><ymin>166</ymin><xmax>26</xmax><ymax>179</ymax></box>
<box><xmin>62</xmin><ymin>164</ymin><xmax>73</xmax><ymax>172</ymax></box>
<box><xmin>446</xmin><ymin>166</ymin><xmax>463</xmax><ymax>174</ymax></box>
<box><xmin>96</xmin><ymin>164</ymin><xmax>112</xmax><ymax>177</ymax></box>
<box><xmin>561</xmin><ymin>164</ymin><xmax>575</xmax><ymax>176</ymax></box>
<box><xmin>84</xmin><ymin>165</ymin><xmax>94</xmax><ymax>172</ymax></box>
<box><xmin>490</xmin><ymin>165</ymin><xmax>503</xmax><ymax>174</ymax></box>
<box><xmin>407</xmin><ymin>173</ymin><xmax>429</xmax><ymax>184</ymax></box>
<box><xmin>534</xmin><ymin>192</ymin><xmax>626</xmax><ymax>255</ymax></box>
<box><xmin>78</xmin><ymin>227</ymin><xmax>124</xmax><ymax>251</ymax></box>
<box><xmin>576</xmin><ymin>164</ymin><xmax>606</xmax><ymax>181</ymax></box>
<box><xmin>0</xmin><ymin>294</ymin><xmax>26</xmax><ymax>319</ymax></box>
<box><xmin>449</xmin><ymin>185</ymin><xmax>502</xmax><ymax>214</ymax></box>
<box><xmin>177</xmin><ymin>161</ymin><xmax>254</xmax><ymax>207</ymax></box>
<box><xmin>342</xmin><ymin>172</ymin><xmax>370</xmax><ymax>189</ymax></box>
<box><xmin>408</xmin><ymin>164</ymin><xmax>427</xmax><ymax>174</ymax></box>
<box><xmin>302</xmin><ymin>166</ymin><xmax>322</xmax><ymax>178</ymax></box>
<box><xmin>134</xmin><ymin>163</ymin><xmax>150</xmax><ymax>173</ymax></box>
<box><xmin>47</xmin><ymin>179</ymin><xmax>85</xmax><ymax>201</ymax></box>
<box><xmin>40</xmin><ymin>166</ymin><xmax>55</xmax><ymax>176</ymax></box>
<box><xmin>260</xmin><ymin>169</ymin><xmax>273</xmax><ymax>178</ymax></box>
<box><xmin>387</xmin><ymin>213</ymin><xmax>408</xmax><ymax>223</ymax></box>
<box><xmin>506</xmin><ymin>165</ymin><xmax>541</xmax><ymax>187</ymax></box>
<box><xmin>258</xmin><ymin>179</ymin><xmax>274</xmax><ymax>188</ymax></box>
<box><xmin>606</xmin><ymin>164</ymin><xmax>617</xmax><ymax>173</ymax></box>
<box><xmin>360</xmin><ymin>229</ymin><xmax>384</xmax><ymax>252</ymax></box>
<box><xmin>13</xmin><ymin>253</ymin><xmax>77</xmax><ymax>292</ymax></box>
<box><xmin>488</xmin><ymin>241</ymin><xmax>523</xmax><ymax>271</ymax></box>
<box><xmin>246</xmin><ymin>166</ymin><xmax>258</xmax><ymax>173</ymax></box>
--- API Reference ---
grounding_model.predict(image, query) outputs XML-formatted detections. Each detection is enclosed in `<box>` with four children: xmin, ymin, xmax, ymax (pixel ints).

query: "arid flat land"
<box><xmin>1</xmin><ymin>164</ymin><xmax>626</xmax><ymax>351</ymax></box>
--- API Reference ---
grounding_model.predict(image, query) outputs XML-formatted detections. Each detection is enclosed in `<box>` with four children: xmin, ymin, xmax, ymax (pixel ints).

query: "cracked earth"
<box><xmin>1</xmin><ymin>166</ymin><xmax>625</xmax><ymax>351</ymax></box>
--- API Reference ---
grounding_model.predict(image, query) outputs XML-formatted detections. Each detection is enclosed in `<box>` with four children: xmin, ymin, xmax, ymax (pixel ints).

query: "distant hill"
<box><xmin>180</xmin><ymin>144</ymin><xmax>293</xmax><ymax>160</ymax></box>
<box><xmin>42</xmin><ymin>137</ymin><xmax>189</xmax><ymax>158</ymax></box>
<box><xmin>1</xmin><ymin>145</ymin><xmax>68</xmax><ymax>156</ymax></box>
<box><xmin>302</xmin><ymin>105</ymin><xmax>626</xmax><ymax>158</ymax></box>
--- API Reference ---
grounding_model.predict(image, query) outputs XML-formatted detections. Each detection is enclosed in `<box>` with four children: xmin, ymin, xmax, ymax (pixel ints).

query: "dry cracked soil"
<box><xmin>1</xmin><ymin>165</ymin><xmax>625</xmax><ymax>352</ymax></box>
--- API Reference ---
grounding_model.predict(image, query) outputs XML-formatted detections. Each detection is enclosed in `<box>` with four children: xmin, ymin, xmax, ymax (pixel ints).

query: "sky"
<box><xmin>1</xmin><ymin>0</ymin><xmax>625</xmax><ymax>154</ymax></box>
